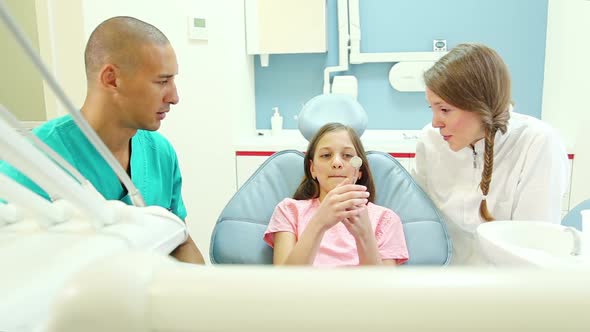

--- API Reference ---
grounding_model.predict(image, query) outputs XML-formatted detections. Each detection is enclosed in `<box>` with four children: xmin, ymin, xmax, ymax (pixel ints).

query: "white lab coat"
<box><xmin>412</xmin><ymin>112</ymin><xmax>569</xmax><ymax>265</ymax></box>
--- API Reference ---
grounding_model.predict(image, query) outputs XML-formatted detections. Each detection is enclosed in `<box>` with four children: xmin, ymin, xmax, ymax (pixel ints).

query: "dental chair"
<box><xmin>562</xmin><ymin>199</ymin><xmax>590</xmax><ymax>231</ymax></box>
<box><xmin>210</xmin><ymin>94</ymin><xmax>451</xmax><ymax>265</ymax></box>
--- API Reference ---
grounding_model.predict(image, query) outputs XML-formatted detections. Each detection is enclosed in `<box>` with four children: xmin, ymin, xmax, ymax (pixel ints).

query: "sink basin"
<box><xmin>477</xmin><ymin>220</ymin><xmax>589</xmax><ymax>268</ymax></box>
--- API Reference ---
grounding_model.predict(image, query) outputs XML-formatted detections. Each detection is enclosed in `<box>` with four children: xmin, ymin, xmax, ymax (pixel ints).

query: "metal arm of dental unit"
<box><xmin>0</xmin><ymin>113</ymin><xmax>113</xmax><ymax>228</ymax></box>
<box><xmin>0</xmin><ymin>107</ymin><xmax>189</xmax><ymax>240</ymax></box>
<box><xmin>0</xmin><ymin>106</ymin><xmax>90</xmax><ymax>190</ymax></box>
<box><xmin>0</xmin><ymin>174</ymin><xmax>71</xmax><ymax>228</ymax></box>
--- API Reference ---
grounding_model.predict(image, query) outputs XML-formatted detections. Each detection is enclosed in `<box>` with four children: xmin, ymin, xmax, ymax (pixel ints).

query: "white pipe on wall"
<box><xmin>348</xmin><ymin>0</ymin><xmax>360</xmax><ymax>59</ymax></box>
<box><xmin>322</xmin><ymin>0</ymin><xmax>349</xmax><ymax>94</ymax></box>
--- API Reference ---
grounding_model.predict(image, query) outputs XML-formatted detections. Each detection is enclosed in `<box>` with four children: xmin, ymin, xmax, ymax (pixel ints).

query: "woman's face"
<box><xmin>310</xmin><ymin>130</ymin><xmax>362</xmax><ymax>201</ymax></box>
<box><xmin>426</xmin><ymin>88</ymin><xmax>485</xmax><ymax>151</ymax></box>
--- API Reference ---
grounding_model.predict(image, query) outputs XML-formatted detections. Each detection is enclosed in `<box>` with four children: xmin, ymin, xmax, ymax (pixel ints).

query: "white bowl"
<box><xmin>476</xmin><ymin>220</ymin><xmax>588</xmax><ymax>268</ymax></box>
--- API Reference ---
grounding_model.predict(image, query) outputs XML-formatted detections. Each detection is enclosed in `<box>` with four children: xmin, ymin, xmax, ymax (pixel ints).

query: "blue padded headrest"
<box><xmin>298</xmin><ymin>94</ymin><xmax>368</xmax><ymax>141</ymax></box>
<box><xmin>561</xmin><ymin>199</ymin><xmax>590</xmax><ymax>231</ymax></box>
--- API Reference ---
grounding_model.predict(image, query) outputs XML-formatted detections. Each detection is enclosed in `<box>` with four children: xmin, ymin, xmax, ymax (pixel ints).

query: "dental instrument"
<box><xmin>0</xmin><ymin>106</ymin><xmax>91</xmax><ymax>195</ymax></box>
<box><xmin>350</xmin><ymin>155</ymin><xmax>362</xmax><ymax>183</ymax></box>
<box><xmin>0</xmin><ymin>173</ymin><xmax>70</xmax><ymax>227</ymax></box>
<box><xmin>564</xmin><ymin>226</ymin><xmax>582</xmax><ymax>256</ymax></box>
<box><xmin>0</xmin><ymin>108</ymin><xmax>112</xmax><ymax>228</ymax></box>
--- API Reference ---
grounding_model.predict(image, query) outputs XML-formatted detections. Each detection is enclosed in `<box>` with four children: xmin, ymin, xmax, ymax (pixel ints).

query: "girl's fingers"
<box><xmin>339</xmin><ymin>207</ymin><xmax>363</xmax><ymax>220</ymax></box>
<box><xmin>336</xmin><ymin>177</ymin><xmax>351</xmax><ymax>188</ymax></box>
<box><xmin>331</xmin><ymin>183</ymin><xmax>367</xmax><ymax>195</ymax></box>
<box><xmin>340</xmin><ymin>198</ymin><xmax>368</xmax><ymax>210</ymax></box>
<box><xmin>337</xmin><ymin>190</ymin><xmax>370</xmax><ymax>202</ymax></box>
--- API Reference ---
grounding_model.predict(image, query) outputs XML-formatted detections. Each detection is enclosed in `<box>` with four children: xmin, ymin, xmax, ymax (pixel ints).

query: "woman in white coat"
<box><xmin>413</xmin><ymin>43</ymin><xmax>569</xmax><ymax>265</ymax></box>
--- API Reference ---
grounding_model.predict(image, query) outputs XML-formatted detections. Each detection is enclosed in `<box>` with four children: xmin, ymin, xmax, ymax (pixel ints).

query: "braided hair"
<box><xmin>424</xmin><ymin>43</ymin><xmax>512</xmax><ymax>221</ymax></box>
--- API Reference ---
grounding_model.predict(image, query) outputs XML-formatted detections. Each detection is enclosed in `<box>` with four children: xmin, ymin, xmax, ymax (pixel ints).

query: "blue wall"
<box><xmin>254</xmin><ymin>0</ymin><xmax>548</xmax><ymax>130</ymax></box>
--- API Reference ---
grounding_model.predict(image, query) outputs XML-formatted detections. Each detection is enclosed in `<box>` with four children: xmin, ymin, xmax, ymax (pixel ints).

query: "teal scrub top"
<box><xmin>0</xmin><ymin>115</ymin><xmax>187</xmax><ymax>220</ymax></box>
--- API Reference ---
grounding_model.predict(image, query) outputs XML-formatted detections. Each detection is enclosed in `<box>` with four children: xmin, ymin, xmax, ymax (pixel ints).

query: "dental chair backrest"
<box><xmin>209</xmin><ymin>150</ymin><xmax>451</xmax><ymax>265</ymax></box>
<box><xmin>210</xmin><ymin>93</ymin><xmax>451</xmax><ymax>265</ymax></box>
<box><xmin>210</xmin><ymin>150</ymin><xmax>304</xmax><ymax>264</ymax></box>
<box><xmin>366</xmin><ymin>151</ymin><xmax>451</xmax><ymax>264</ymax></box>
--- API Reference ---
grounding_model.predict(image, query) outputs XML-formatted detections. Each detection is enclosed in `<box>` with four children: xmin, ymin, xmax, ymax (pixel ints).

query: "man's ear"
<box><xmin>99</xmin><ymin>64</ymin><xmax>118</xmax><ymax>89</ymax></box>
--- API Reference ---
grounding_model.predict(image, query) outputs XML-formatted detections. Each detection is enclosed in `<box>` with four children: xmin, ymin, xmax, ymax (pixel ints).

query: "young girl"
<box><xmin>264</xmin><ymin>123</ymin><xmax>408</xmax><ymax>267</ymax></box>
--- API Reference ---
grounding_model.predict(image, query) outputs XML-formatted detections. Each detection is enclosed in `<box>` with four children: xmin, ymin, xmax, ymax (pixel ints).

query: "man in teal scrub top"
<box><xmin>0</xmin><ymin>16</ymin><xmax>205</xmax><ymax>264</ymax></box>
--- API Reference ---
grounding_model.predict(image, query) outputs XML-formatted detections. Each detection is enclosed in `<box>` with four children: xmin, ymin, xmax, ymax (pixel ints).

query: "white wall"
<box><xmin>0</xmin><ymin>0</ymin><xmax>46</xmax><ymax>121</ymax></box>
<box><xmin>542</xmin><ymin>0</ymin><xmax>590</xmax><ymax>207</ymax></box>
<box><xmin>38</xmin><ymin>0</ymin><xmax>256</xmax><ymax>262</ymax></box>
<box><xmin>35</xmin><ymin>0</ymin><xmax>86</xmax><ymax>120</ymax></box>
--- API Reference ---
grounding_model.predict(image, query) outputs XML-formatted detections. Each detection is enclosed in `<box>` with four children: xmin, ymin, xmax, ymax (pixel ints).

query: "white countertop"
<box><xmin>234</xmin><ymin>129</ymin><xmax>421</xmax><ymax>153</ymax></box>
<box><xmin>235</xmin><ymin>129</ymin><xmax>575</xmax><ymax>157</ymax></box>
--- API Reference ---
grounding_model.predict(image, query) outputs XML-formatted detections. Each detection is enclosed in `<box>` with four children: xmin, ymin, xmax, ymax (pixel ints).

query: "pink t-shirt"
<box><xmin>264</xmin><ymin>198</ymin><xmax>409</xmax><ymax>267</ymax></box>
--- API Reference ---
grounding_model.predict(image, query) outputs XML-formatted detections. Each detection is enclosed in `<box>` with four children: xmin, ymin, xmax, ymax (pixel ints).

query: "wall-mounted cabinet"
<box><xmin>245</xmin><ymin>0</ymin><xmax>327</xmax><ymax>61</ymax></box>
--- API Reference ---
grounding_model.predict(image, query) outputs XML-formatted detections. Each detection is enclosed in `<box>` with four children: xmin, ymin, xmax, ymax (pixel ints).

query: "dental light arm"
<box><xmin>0</xmin><ymin>1</ymin><xmax>145</xmax><ymax>207</ymax></box>
<box><xmin>0</xmin><ymin>115</ymin><xmax>112</xmax><ymax>228</ymax></box>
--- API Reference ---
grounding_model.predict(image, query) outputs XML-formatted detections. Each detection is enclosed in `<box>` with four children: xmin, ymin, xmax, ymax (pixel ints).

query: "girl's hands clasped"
<box><xmin>342</xmin><ymin>205</ymin><xmax>372</xmax><ymax>241</ymax></box>
<box><xmin>310</xmin><ymin>178</ymin><xmax>369</xmax><ymax>231</ymax></box>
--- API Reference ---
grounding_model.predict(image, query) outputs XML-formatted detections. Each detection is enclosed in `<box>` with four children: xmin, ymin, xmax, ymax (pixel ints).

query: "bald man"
<box><xmin>0</xmin><ymin>16</ymin><xmax>205</xmax><ymax>264</ymax></box>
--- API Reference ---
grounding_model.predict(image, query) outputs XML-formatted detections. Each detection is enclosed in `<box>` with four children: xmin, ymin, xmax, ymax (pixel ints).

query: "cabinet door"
<box><xmin>235</xmin><ymin>155</ymin><xmax>270</xmax><ymax>190</ymax></box>
<box><xmin>245</xmin><ymin>0</ymin><xmax>326</xmax><ymax>55</ymax></box>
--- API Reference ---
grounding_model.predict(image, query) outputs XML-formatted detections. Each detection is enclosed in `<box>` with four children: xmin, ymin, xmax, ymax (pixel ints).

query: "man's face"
<box><xmin>116</xmin><ymin>43</ymin><xmax>179</xmax><ymax>131</ymax></box>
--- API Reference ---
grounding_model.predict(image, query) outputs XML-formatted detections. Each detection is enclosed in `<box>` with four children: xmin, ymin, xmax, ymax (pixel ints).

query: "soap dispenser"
<box><xmin>271</xmin><ymin>107</ymin><xmax>283</xmax><ymax>136</ymax></box>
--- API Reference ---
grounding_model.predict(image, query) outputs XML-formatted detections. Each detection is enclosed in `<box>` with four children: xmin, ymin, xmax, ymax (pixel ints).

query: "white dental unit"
<box><xmin>0</xmin><ymin>3</ymin><xmax>187</xmax><ymax>330</ymax></box>
<box><xmin>2</xmin><ymin>2</ymin><xmax>590</xmax><ymax>332</ymax></box>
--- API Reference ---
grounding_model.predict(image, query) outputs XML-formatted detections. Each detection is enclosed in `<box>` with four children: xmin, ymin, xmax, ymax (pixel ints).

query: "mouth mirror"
<box><xmin>350</xmin><ymin>156</ymin><xmax>362</xmax><ymax>183</ymax></box>
<box><xmin>350</xmin><ymin>156</ymin><xmax>362</xmax><ymax>169</ymax></box>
